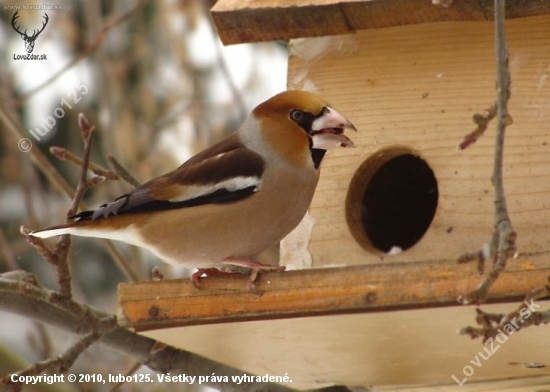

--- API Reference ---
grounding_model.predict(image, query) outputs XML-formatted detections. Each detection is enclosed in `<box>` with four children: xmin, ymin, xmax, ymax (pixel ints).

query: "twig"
<box><xmin>5</xmin><ymin>332</ymin><xmax>99</xmax><ymax>390</ymax></box>
<box><xmin>52</xmin><ymin>118</ymin><xmax>140</xmax><ymax>283</ymax></box>
<box><xmin>0</xmin><ymin>271</ymin><xmax>299</xmax><ymax>392</ymax></box>
<box><xmin>459</xmin><ymin>281</ymin><xmax>550</xmax><ymax>341</ymax></box>
<box><xmin>45</xmin><ymin>114</ymin><xmax>97</xmax><ymax>299</ymax></box>
<box><xmin>0</xmin><ymin>103</ymin><xmax>75</xmax><ymax>198</ymax></box>
<box><xmin>4</xmin><ymin>320</ymin><xmax>116</xmax><ymax>391</ymax></box>
<box><xmin>457</xmin><ymin>0</ymin><xmax>516</xmax><ymax>305</ymax></box>
<box><xmin>457</xmin><ymin>247</ymin><xmax>487</xmax><ymax>275</ymax></box>
<box><xmin>86</xmin><ymin>175</ymin><xmax>106</xmax><ymax>188</ymax></box>
<box><xmin>0</xmin><ymin>104</ymin><xmax>139</xmax><ymax>283</ymax></box>
<box><xmin>457</xmin><ymin>103</ymin><xmax>497</xmax><ymax>150</ymax></box>
<box><xmin>67</xmin><ymin>113</ymin><xmax>95</xmax><ymax>218</ymax></box>
<box><xmin>15</xmin><ymin>0</ymin><xmax>147</xmax><ymax>106</ymax></box>
<box><xmin>202</xmin><ymin>2</ymin><xmax>247</xmax><ymax>122</ymax></box>
<box><xmin>28</xmin><ymin>322</ymin><xmax>53</xmax><ymax>361</ymax></box>
<box><xmin>20</xmin><ymin>227</ymin><xmax>57</xmax><ymax>265</ymax></box>
<box><xmin>103</xmin><ymin>240</ymin><xmax>141</xmax><ymax>282</ymax></box>
<box><xmin>0</xmin><ymin>270</ymin><xmax>115</xmax><ymax>388</ymax></box>
<box><xmin>21</xmin><ymin>225</ymin><xmax>140</xmax><ymax>287</ymax></box>
<box><xmin>109</xmin><ymin>361</ymin><xmax>142</xmax><ymax>392</ymax></box>
<box><xmin>0</xmin><ymin>229</ymin><xmax>18</xmax><ymax>270</ymax></box>
<box><xmin>106</xmin><ymin>155</ymin><xmax>141</xmax><ymax>188</ymax></box>
<box><xmin>50</xmin><ymin>146</ymin><xmax>119</xmax><ymax>181</ymax></box>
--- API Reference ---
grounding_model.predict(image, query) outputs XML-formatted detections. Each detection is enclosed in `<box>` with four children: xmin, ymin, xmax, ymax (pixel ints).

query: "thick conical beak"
<box><xmin>311</xmin><ymin>107</ymin><xmax>356</xmax><ymax>149</ymax></box>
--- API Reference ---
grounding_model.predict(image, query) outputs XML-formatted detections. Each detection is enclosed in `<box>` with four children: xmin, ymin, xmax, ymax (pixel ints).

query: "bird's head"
<box><xmin>250</xmin><ymin>90</ymin><xmax>356</xmax><ymax>168</ymax></box>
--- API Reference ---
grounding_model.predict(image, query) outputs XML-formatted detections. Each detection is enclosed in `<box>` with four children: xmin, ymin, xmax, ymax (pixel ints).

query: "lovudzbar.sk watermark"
<box><xmin>3</xmin><ymin>4</ymin><xmax>63</xmax><ymax>11</ymax></box>
<box><xmin>451</xmin><ymin>299</ymin><xmax>540</xmax><ymax>386</ymax></box>
<box><xmin>8</xmin><ymin>6</ymin><xmax>62</xmax><ymax>58</ymax></box>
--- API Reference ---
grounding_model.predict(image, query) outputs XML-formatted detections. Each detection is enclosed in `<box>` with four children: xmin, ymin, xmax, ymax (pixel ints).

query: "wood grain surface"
<box><xmin>211</xmin><ymin>0</ymin><xmax>550</xmax><ymax>44</ymax></box>
<box><xmin>285</xmin><ymin>14</ymin><xmax>550</xmax><ymax>269</ymax></box>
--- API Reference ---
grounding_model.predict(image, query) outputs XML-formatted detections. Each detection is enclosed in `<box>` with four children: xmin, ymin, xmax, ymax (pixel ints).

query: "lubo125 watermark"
<box><xmin>29</xmin><ymin>83</ymin><xmax>88</xmax><ymax>142</ymax></box>
<box><xmin>18</xmin><ymin>82</ymin><xmax>89</xmax><ymax>152</ymax></box>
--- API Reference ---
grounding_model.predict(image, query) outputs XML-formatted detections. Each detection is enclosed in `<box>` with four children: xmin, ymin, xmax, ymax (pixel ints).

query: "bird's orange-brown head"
<box><xmin>250</xmin><ymin>90</ymin><xmax>356</xmax><ymax>168</ymax></box>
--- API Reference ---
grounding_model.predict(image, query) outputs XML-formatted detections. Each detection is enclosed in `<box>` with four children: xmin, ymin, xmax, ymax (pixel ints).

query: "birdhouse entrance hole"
<box><xmin>346</xmin><ymin>146</ymin><xmax>438</xmax><ymax>254</ymax></box>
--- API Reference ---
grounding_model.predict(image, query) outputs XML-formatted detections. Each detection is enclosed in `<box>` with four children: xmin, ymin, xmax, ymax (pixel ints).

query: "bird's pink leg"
<box><xmin>190</xmin><ymin>268</ymin><xmax>241</xmax><ymax>288</ymax></box>
<box><xmin>221</xmin><ymin>258</ymin><xmax>286</xmax><ymax>292</ymax></box>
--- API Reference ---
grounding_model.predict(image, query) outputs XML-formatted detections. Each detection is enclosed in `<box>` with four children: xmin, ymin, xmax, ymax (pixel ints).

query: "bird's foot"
<box><xmin>190</xmin><ymin>268</ymin><xmax>241</xmax><ymax>288</ymax></box>
<box><xmin>221</xmin><ymin>258</ymin><xmax>286</xmax><ymax>293</ymax></box>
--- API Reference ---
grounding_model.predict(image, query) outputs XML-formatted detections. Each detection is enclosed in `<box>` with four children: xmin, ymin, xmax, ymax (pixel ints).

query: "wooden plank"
<box><xmin>140</xmin><ymin>302</ymin><xmax>550</xmax><ymax>390</ymax></box>
<box><xmin>283</xmin><ymin>14</ymin><xmax>550</xmax><ymax>269</ymax></box>
<box><xmin>211</xmin><ymin>0</ymin><xmax>352</xmax><ymax>45</ymax></box>
<box><xmin>210</xmin><ymin>0</ymin><xmax>550</xmax><ymax>45</ymax></box>
<box><xmin>378</xmin><ymin>376</ymin><xmax>550</xmax><ymax>392</ymax></box>
<box><xmin>480</xmin><ymin>0</ymin><xmax>550</xmax><ymax>19</ymax></box>
<box><xmin>118</xmin><ymin>254</ymin><xmax>549</xmax><ymax>331</ymax></box>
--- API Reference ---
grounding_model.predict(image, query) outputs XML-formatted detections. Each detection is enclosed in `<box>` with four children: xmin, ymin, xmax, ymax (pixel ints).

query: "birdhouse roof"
<box><xmin>211</xmin><ymin>0</ymin><xmax>550</xmax><ymax>45</ymax></box>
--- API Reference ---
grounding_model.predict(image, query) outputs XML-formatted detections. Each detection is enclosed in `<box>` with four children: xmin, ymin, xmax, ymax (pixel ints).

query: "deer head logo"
<box><xmin>11</xmin><ymin>11</ymin><xmax>49</xmax><ymax>54</ymax></box>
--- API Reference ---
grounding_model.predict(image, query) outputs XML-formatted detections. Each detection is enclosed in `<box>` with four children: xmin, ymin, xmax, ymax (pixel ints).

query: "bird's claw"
<box><xmin>222</xmin><ymin>259</ymin><xmax>285</xmax><ymax>294</ymax></box>
<box><xmin>192</xmin><ymin>261</ymin><xmax>286</xmax><ymax>294</ymax></box>
<box><xmin>246</xmin><ymin>264</ymin><xmax>285</xmax><ymax>295</ymax></box>
<box><xmin>190</xmin><ymin>268</ymin><xmax>242</xmax><ymax>288</ymax></box>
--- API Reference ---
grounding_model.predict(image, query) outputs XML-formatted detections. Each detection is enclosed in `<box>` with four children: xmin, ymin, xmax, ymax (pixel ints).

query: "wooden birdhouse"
<box><xmin>118</xmin><ymin>1</ymin><xmax>550</xmax><ymax>390</ymax></box>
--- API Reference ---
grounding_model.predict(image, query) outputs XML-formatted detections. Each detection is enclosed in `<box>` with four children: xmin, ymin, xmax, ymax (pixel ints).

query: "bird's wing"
<box><xmin>73</xmin><ymin>135</ymin><xmax>265</xmax><ymax>221</ymax></box>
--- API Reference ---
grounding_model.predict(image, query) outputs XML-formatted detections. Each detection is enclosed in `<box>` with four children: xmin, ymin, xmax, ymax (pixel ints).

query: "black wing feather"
<box><xmin>72</xmin><ymin>136</ymin><xmax>265</xmax><ymax>222</ymax></box>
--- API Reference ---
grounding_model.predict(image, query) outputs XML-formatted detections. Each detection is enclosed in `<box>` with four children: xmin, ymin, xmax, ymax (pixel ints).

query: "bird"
<box><xmin>30</xmin><ymin>90</ymin><xmax>356</xmax><ymax>291</ymax></box>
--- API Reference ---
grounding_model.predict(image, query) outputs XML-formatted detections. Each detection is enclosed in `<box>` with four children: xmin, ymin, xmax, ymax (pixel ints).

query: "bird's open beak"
<box><xmin>311</xmin><ymin>107</ymin><xmax>356</xmax><ymax>149</ymax></box>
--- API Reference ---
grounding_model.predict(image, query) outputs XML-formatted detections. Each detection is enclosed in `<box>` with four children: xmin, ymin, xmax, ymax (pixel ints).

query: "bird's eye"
<box><xmin>290</xmin><ymin>109</ymin><xmax>304</xmax><ymax>123</ymax></box>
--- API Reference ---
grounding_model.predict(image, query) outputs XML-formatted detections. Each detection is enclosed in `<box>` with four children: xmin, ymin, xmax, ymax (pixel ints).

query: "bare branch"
<box><xmin>458</xmin><ymin>0</ymin><xmax>516</xmax><ymax>305</ymax></box>
<box><xmin>201</xmin><ymin>2</ymin><xmax>247</xmax><ymax>121</ymax></box>
<box><xmin>106</xmin><ymin>155</ymin><xmax>142</xmax><ymax>188</ymax></box>
<box><xmin>0</xmin><ymin>229</ymin><xmax>18</xmax><ymax>271</ymax></box>
<box><xmin>0</xmin><ymin>271</ymin><xmax>298</xmax><ymax>392</ymax></box>
<box><xmin>43</xmin><ymin>114</ymin><xmax>98</xmax><ymax>298</ymax></box>
<box><xmin>457</xmin><ymin>248</ymin><xmax>486</xmax><ymax>275</ymax></box>
<box><xmin>0</xmin><ymin>105</ymin><xmax>140</xmax><ymax>283</ymax></box>
<box><xmin>50</xmin><ymin>118</ymin><xmax>140</xmax><ymax>284</ymax></box>
<box><xmin>457</xmin><ymin>103</ymin><xmax>497</xmax><ymax>150</ymax></box>
<box><xmin>103</xmin><ymin>240</ymin><xmax>141</xmax><ymax>282</ymax></box>
<box><xmin>66</xmin><ymin>114</ymin><xmax>96</xmax><ymax>217</ymax></box>
<box><xmin>4</xmin><ymin>332</ymin><xmax>102</xmax><ymax>390</ymax></box>
<box><xmin>85</xmin><ymin>175</ymin><xmax>106</xmax><ymax>188</ymax></box>
<box><xmin>28</xmin><ymin>322</ymin><xmax>53</xmax><ymax>361</ymax></box>
<box><xmin>20</xmin><ymin>226</ymin><xmax>56</xmax><ymax>265</ymax></box>
<box><xmin>0</xmin><ymin>103</ymin><xmax>75</xmax><ymax>198</ymax></box>
<box><xmin>50</xmin><ymin>146</ymin><xmax>119</xmax><ymax>181</ymax></box>
<box><xmin>459</xmin><ymin>282</ymin><xmax>550</xmax><ymax>341</ymax></box>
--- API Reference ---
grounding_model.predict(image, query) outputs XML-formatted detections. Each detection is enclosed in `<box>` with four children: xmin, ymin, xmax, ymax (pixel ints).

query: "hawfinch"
<box><xmin>31</xmin><ymin>90</ymin><xmax>356</xmax><ymax>291</ymax></box>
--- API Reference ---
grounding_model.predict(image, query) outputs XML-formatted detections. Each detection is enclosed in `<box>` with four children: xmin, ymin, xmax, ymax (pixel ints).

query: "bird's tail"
<box><xmin>30</xmin><ymin>223</ymin><xmax>80</xmax><ymax>238</ymax></box>
<box><xmin>29</xmin><ymin>218</ymin><xmax>142</xmax><ymax>247</ymax></box>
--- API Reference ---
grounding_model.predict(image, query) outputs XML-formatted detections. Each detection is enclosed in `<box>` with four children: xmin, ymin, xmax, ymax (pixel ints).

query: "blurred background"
<box><xmin>0</xmin><ymin>0</ymin><xmax>287</xmax><ymax>390</ymax></box>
